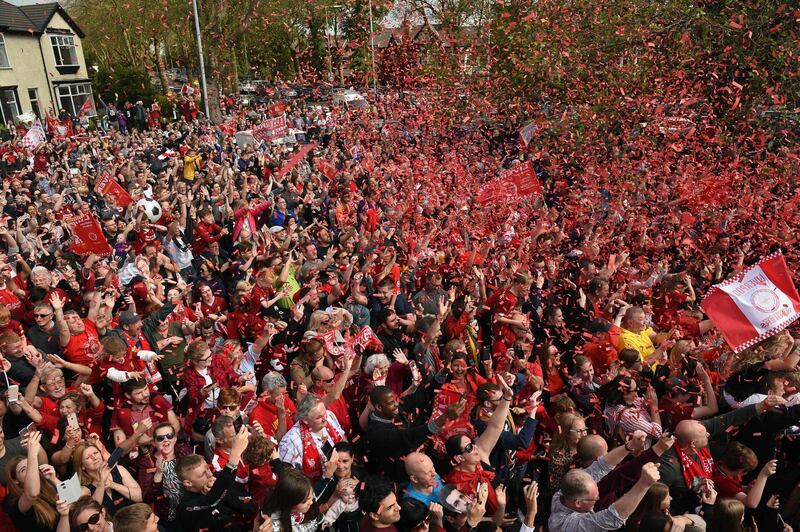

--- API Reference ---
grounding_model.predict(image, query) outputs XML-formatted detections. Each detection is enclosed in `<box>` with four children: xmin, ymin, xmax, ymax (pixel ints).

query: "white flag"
<box><xmin>22</xmin><ymin>119</ymin><xmax>46</xmax><ymax>149</ymax></box>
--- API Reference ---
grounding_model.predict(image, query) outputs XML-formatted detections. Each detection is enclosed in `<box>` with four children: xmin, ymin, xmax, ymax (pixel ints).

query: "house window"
<box><xmin>55</xmin><ymin>82</ymin><xmax>95</xmax><ymax>117</ymax></box>
<box><xmin>28</xmin><ymin>88</ymin><xmax>41</xmax><ymax>118</ymax></box>
<box><xmin>0</xmin><ymin>35</ymin><xmax>10</xmax><ymax>69</ymax></box>
<box><xmin>50</xmin><ymin>35</ymin><xmax>79</xmax><ymax>67</ymax></box>
<box><xmin>0</xmin><ymin>88</ymin><xmax>20</xmax><ymax>124</ymax></box>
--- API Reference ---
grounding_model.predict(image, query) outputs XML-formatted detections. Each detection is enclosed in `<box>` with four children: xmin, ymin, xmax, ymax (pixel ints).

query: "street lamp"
<box><xmin>368</xmin><ymin>0</ymin><xmax>377</xmax><ymax>94</ymax></box>
<box><xmin>191</xmin><ymin>0</ymin><xmax>210</xmax><ymax>118</ymax></box>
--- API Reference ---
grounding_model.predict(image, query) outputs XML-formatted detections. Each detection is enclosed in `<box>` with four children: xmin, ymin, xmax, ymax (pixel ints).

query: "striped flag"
<box><xmin>22</xmin><ymin>119</ymin><xmax>46</xmax><ymax>149</ymax></box>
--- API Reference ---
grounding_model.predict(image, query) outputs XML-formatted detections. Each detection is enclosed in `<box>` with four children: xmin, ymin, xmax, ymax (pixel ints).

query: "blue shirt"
<box><xmin>403</xmin><ymin>474</ymin><xmax>443</xmax><ymax>505</ymax></box>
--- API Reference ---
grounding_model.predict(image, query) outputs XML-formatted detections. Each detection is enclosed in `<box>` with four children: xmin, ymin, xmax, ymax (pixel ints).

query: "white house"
<box><xmin>0</xmin><ymin>0</ymin><xmax>95</xmax><ymax>124</ymax></box>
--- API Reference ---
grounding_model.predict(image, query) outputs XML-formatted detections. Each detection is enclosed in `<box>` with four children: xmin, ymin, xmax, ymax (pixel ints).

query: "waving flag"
<box><xmin>22</xmin><ymin>119</ymin><xmax>46</xmax><ymax>149</ymax></box>
<box><xmin>701</xmin><ymin>251</ymin><xmax>800</xmax><ymax>352</ymax></box>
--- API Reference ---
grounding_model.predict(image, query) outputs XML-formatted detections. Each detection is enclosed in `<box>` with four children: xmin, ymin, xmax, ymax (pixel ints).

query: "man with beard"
<box><xmin>375</xmin><ymin>308</ymin><xmax>411</xmax><ymax>356</ymax></box>
<box><xmin>111</xmin><ymin>378</ymin><xmax>180</xmax><ymax>449</ymax></box>
<box><xmin>177</xmin><ymin>426</ymin><xmax>253</xmax><ymax>531</ymax></box>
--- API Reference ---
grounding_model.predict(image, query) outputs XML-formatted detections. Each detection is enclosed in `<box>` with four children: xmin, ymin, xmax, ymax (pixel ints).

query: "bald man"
<box><xmin>575</xmin><ymin>432</ymin><xmax>675</xmax><ymax>511</ymax></box>
<box><xmin>403</xmin><ymin>451</ymin><xmax>443</xmax><ymax>505</ymax></box>
<box><xmin>659</xmin><ymin>396</ymin><xmax>785</xmax><ymax>514</ymax></box>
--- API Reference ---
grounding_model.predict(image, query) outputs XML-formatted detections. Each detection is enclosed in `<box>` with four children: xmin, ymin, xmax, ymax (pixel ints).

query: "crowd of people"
<box><xmin>0</xmin><ymin>83</ymin><xmax>797</xmax><ymax>532</ymax></box>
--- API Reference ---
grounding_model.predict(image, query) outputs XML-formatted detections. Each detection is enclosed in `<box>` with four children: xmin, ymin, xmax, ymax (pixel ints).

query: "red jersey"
<box><xmin>110</xmin><ymin>394</ymin><xmax>173</xmax><ymax>438</ymax></box>
<box><xmin>250</xmin><ymin>396</ymin><xmax>297</xmax><ymax>438</ymax></box>
<box><xmin>63</xmin><ymin>319</ymin><xmax>102</xmax><ymax>366</ymax></box>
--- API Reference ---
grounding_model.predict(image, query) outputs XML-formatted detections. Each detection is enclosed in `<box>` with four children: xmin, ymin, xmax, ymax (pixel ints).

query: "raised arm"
<box><xmin>18</xmin><ymin>431</ymin><xmax>43</xmax><ymax>513</ymax></box>
<box><xmin>475</xmin><ymin>375</ymin><xmax>513</xmax><ymax>461</ymax></box>
<box><xmin>51</xmin><ymin>293</ymin><xmax>71</xmax><ymax>348</ymax></box>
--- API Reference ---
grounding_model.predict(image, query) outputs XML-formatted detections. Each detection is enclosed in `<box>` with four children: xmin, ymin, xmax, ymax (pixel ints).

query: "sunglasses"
<box><xmin>34</xmin><ymin>313</ymin><xmax>51</xmax><ymax>318</ymax></box>
<box><xmin>155</xmin><ymin>432</ymin><xmax>175</xmax><ymax>442</ymax></box>
<box><xmin>77</xmin><ymin>512</ymin><xmax>101</xmax><ymax>531</ymax></box>
<box><xmin>317</xmin><ymin>376</ymin><xmax>335</xmax><ymax>384</ymax></box>
<box><xmin>460</xmin><ymin>441</ymin><xmax>474</xmax><ymax>455</ymax></box>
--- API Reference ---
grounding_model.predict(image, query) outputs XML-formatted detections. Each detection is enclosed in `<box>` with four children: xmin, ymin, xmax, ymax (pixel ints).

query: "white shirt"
<box><xmin>278</xmin><ymin>411</ymin><xmax>344</xmax><ymax>468</ymax></box>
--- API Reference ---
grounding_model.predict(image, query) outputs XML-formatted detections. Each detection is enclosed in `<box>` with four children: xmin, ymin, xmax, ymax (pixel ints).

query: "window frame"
<box><xmin>55</xmin><ymin>82</ymin><xmax>95</xmax><ymax>117</ymax></box>
<box><xmin>50</xmin><ymin>34</ymin><xmax>79</xmax><ymax>67</ymax></box>
<box><xmin>0</xmin><ymin>87</ymin><xmax>21</xmax><ymax>124</ymax></box>
<box><xmin>0</xmin><ymin>35</ymin><xmax>11</xmax><ymax>69</ymax></box>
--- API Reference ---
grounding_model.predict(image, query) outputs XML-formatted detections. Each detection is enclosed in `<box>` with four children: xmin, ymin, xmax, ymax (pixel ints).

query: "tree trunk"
<box><xmin>152</xmin><ymin>39</ymin><xmax>170</xmax><ymax>94</ymax></box>
<box><xmin>205</xmin><ymin>48</ymin><xmax>223</xmax><ymax>123</ymax></box>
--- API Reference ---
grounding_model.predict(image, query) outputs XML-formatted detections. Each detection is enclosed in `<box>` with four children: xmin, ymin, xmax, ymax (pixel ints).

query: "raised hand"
<box><xmin>393</xmin><ymin>348</ymin><xmax>409</xmax><ymax>365</ymax></box>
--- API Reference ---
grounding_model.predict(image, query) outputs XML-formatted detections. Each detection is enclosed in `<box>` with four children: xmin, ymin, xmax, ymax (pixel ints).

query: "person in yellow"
<box><xmin>183</xmin><ymin>149</ymin><xmax>202</xmax><ymax>181</ymax></box>
<box><xmin>618</xmin><ymin>306</ymin><xmax>674</xmax><ymax>366</ymax></box>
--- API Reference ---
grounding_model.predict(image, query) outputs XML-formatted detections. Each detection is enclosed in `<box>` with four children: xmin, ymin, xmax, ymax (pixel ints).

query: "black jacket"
<box><xmin>365</xmin><ymin>413</ymin><xmax>436</xmax><ymax>481</ymax></box>
<box><xmin>177</xmin><ymin>463</ymin><xmax>255</xmax><ymax>531</ymax></box>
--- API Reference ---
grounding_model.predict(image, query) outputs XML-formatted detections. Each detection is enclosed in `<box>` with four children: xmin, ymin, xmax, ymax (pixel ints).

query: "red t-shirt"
<box><xmin>0</xmin><ymin>284</ymin><xmax>24</xmax><ymax>321</ymax></box>
<box><xmin>110</xmin><ymin>394</ymin><xmax>173</xmax><ymax>438</ymax></box>
<box><xmin>63</xmin><ymin>319</ymin><xmax>102</xmax><ymax>366</ymax></box>
<box><xmin>711</xmin><ymin>467</ymin><xmax>743</xmax><ymax>498</ymax></box>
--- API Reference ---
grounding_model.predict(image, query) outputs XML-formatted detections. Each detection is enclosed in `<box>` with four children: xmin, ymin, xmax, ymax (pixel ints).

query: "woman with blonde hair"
<box><xmin>3</xmin><ymin>431</ymin><xmax>62</xmax><ymax>532</ymax></box>
<box><xmin>547</xmin><ymin>413</ymin><xmax>586</xmax><ymax>488</ymax></box>
<box><xmin>73</xmin><ymin>442</ymin><xmax>142</xmax><ymax>517</ymax></box>
<box><xmin>724</xmin><ymin>331</ymin><xmax>800</xmax><ymax>407</ymax></box>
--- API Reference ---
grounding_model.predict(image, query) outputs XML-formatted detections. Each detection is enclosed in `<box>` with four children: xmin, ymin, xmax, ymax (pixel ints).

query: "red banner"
<box><xmin>268</xmin><ymin>102</ymin><xmax>287</xmax><ymax>115</ymax></box>
<box><xmin>275</xmin><ymin>142</ymin><xmax>317</xmax><ymax>179</ymax></box>
<box><xmin>476</xmin><ymin>161</ymin><xmax>543</xmax><ymax>204</ymax></box>
<box><xmin>317</xmin><ymin>325</ymin><xmax>383</xmax><ymax>358</ymax></box>
<box><xmin>253</xmin><ymin>115</ymin><xmax>287</xmax><ymax>142</ymax></box>
<box><xmin>94</xmin><ymin>172</ymin><xmax>133</xmax><ymax>208</ymax></box>
<box><xmin>66</xmin><ymin>213</ymin><xmax>113</xmax><ymax>256</ymax></box>
<box><xmin>701</xmin><ymin>251</ymin><xmax>800</xmax><ymax>352</ymax></box>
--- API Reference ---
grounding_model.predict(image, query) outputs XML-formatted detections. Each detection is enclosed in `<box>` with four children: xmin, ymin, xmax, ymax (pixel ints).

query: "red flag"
<box><xmin>77</xmin><ymin>98</ymin><xmax>94</xmax><ymax>117</ymax></box>
<box><xmin>318</xmin><ymin>160</ymin><xmax>337</xmax><ymax>180</ymax></box>
<box><xmin>47</xmin><ymin>116</ymin><xmax>74</xmax><ymax>138</ymax></box>
<box><xmin>66</xmin><ymin>213</ymin><xmax>113</xmax><ymax>256</ymax></box>
<box><xmin>701</xmin><ymin>251</ymin><xmax>800</xmax><ymax>352</ymax></box>
<box><xmin>275</xmin><ymin>142</ymin><xmax>317</xmax><ymax>179</ymax></box>
<box><xmin>268</xmin><ymin>102</ymin><xmax>287</xmax><ymax>115</ymax></box>
<box><xmin>476</xmin><ymin>161</ymin><xmax>543</xmax><ymax>204</ymax></box>
<box><xmin>94</xmin><ymin>172</ymin><xmax>133</xmax><ymax>208</ymax></box>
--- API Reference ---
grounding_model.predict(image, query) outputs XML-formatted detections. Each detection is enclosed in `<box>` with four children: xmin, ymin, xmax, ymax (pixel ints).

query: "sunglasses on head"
<box><xmin>155</xmin><ymin>432</ymin><xmax>175</xmax><ymax>442</ymax></box>
<box><xmin>77</xmin><ymin>512</ymin><xmax>101</xmax><ymax>531</ymax></box>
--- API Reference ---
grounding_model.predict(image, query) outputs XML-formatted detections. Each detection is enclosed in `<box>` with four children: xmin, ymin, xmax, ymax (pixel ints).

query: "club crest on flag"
<box><xmin>701</xmin><ymin>251</ymin><xmax>800</xmax><ymax>352</ymax></box>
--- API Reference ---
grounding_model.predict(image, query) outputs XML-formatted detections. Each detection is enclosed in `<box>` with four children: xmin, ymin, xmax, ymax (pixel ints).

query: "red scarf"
<box><xmin>674</xmin><ymin>443</ymin><xmax>714</xmax><ymax>491</ymax></box>
<box><xmin>444</xmin><ymin>463</ymin><xmax>498</xmax><ymax>512</ymax></box>
<box><xmin>299</xmin><ymin>420</ymin><xmax>342</xmax><ymax>481</ymax></box>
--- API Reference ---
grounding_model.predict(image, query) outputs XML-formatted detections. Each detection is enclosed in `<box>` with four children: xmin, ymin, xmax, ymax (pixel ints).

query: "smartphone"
<box><xmin>19</xmin><ymin>422</ymin><xmax>35</xmax><ymax>439</ymax></box>
<box><xmin>67</xmin><ymin>413</ymin><xmax>79</xmax><ymax>429</ymax></box>
<box><xmin>409</xmin><ymin>361</ymin><xmax>421</xmax><ymax>383</ymax></box>
<box><xmin>6</xmin><ymin>384</ymin><xmax>19</xmax><ymax>404</ymax></box>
